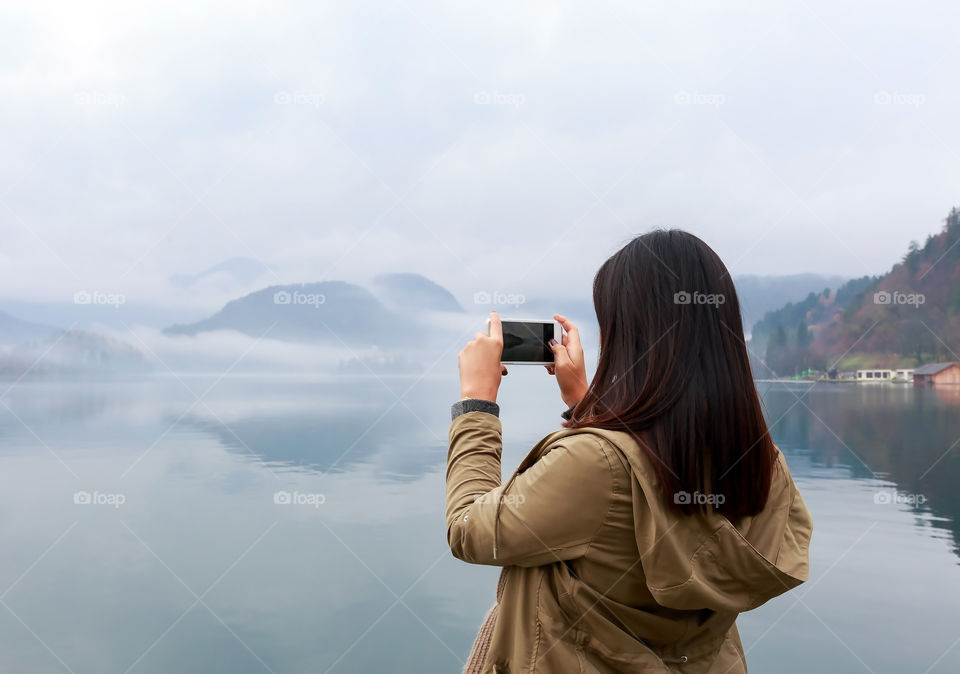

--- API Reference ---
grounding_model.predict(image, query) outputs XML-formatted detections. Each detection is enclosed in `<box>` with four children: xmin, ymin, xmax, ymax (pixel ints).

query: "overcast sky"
<box><xmin>1</xmin><ymin>0</ymin><xmax>959</xmax><ymax>310</ymax></box>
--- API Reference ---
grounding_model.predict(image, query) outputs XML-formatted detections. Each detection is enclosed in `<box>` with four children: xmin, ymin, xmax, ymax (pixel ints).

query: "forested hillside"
<box><xmin>750</xmin><ymin>207</ymin><xmax>960</xmax><ymax>376</ymax></box>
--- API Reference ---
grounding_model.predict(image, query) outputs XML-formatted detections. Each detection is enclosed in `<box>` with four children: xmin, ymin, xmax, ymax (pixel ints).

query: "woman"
<box><xmin>447</xmin><ymin>230</ymin><xmax>813</xmax><ymax>673</ymax></box>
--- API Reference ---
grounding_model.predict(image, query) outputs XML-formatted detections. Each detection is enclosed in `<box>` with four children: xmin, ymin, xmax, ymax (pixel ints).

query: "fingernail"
<box><xmin>548</xmin><ymin>338</ymin><xmax>558</xmax><ymax>346</ymax></box>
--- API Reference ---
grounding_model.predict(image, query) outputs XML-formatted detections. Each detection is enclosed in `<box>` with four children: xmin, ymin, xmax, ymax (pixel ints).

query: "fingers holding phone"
<box><xmin>458</xmin><ymin>311</ymin><xmax>505</xmax><ymax>402</ymax></box>
<box><xmin>463</xmin><ymin>313</ymin><xmax>583</xmax><ymax>406</ymax></box>
<box><xmin>549</xmin><ymin>313</ymin><xmax>588</xmax><ymax>408</ymax></box>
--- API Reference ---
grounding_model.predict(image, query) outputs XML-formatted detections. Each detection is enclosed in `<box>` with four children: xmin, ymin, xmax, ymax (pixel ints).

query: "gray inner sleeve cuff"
<box><xmin>451</xmin><ymin>398</ymin><xmax>500</xmax><ymax>420</ymax></box>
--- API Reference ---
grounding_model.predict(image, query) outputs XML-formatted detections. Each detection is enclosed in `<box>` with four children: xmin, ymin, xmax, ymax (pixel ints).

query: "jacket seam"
<box><xmin>530</xmin><ymin>572</ymin><xmax>545</xmax><ymax>673</ymax></box>
<box><xmin>773</xmin><ymin>486</ymin><xmax>797</xmax><ymax>566</ymax></box>
<box><xmin>771</xmin><ymin>451</ymin><xmax>794</xmax><ymax>565</ymax></box>
<box><xmin>647</xmin><ymin>525</ymin><xmax>726</xmax><ymax>593</ymax></box>
<box><xmin>501</xmin><ymin>437</ymin><xmax>617</xmax><ymax>565</ymax></box>
<box><xmin>579</xmin><ymin>436</ymin><xmax>623</xmax><ymax>560</ymax></box>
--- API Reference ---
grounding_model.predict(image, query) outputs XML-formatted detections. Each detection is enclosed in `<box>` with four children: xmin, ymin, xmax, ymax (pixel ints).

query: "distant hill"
<box><xmin>733</xmin><ymin>274</ymin><xmax>849</xmax><ymax>333</ymax></box>
<box><xmin>491</xmin><ymin>275</ymin><xmax>849</xmax><ymax>335</ymax></box>
<box><xmin>164</xmin><ymin>281</ymin><xmax>410</xmax><ymax>345</ymax></box>
<box><xmin>0</xmin><ymin>310</ymin><xmax>58</xmax><ymax>346</ymax></box>
<box><xmin>0</xmin><ymin>330</ymin><xmax>150</xmax><ymax>377</ymax></box>
<box><xmin>170</xmin><ymin>257</ymin><xmax>271</xmax><ymax>289</ymax></box>
<box><xmin>164</xmin><ymin>273</ymin><xmax>470</xmax><ymax>346</ymax></box>
<box><xmin>749</xmin><ymin>276</ymin><xmax>877</xmax><ymax>364</ymax></box>
<box><xmin>751</xmin><ymin>206</ymin><xmax>960</xmax><ymax>375</ymax></box>
<box><xmin>373</xmin><ymin>273</ymin><xmax>463</xmax><ymax>312</ymax></box>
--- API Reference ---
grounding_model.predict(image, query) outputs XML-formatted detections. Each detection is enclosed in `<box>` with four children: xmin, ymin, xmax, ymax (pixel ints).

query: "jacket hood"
<box><xmin>577</xmin><ymin>428</ymin><xmax>813</xmax><ymax>613</ymax></box>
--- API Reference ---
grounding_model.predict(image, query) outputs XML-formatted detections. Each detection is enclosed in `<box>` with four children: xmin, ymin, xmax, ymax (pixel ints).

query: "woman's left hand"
<box><xmin>458</xmin><ymin>311</ymin><xmax>507</xmax><ymax>402</ymax></box>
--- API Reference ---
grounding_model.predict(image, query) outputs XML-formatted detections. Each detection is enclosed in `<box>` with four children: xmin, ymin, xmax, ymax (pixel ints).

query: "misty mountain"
<box><xmin>164</xmin><ymin>281</ymin><xmax>411</xmax><ymax>345</ymax></box>
<box><xmin>733</xmin><ymin>274</ymin><xmax>849</xmax><ymax>332</ymax></box>
<box><xmin>511</xmin><ymin>297</ymin><xmax>595</xmax><ymax>324</ymax></box>
<box><xmin>373</xmin><ymin>273</ymin><xmax>463</xmax><ymax>312</ymax></box>
<box><xmin>0</xmin><ymin>330</ymin><xmax>151</xmax><ymax>377</ymax></box>
<box><xmin>170</xmin><ymin>257</ymin><xmax>271</xmax><ymax>289</ymax></box>
<box><xmin>163</xmin><ymin>272</ymin><xmax>472</xmax><ymax>348</ymax></box>
<box><xmin>492</xmin><ymin>275</ymin><xmax>848</xmax><ymax>335</ymax></box>
<box><xmin>0</xmin><ymin>310</ymin><xmax>59</xmax><ymax>346</ymax></box>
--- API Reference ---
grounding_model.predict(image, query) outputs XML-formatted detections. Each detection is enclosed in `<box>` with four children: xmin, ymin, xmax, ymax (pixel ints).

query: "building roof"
<box><xmin>913</xmin><ymin>362</ymin><xmax>959</xmax><ymax>375</ymax></box>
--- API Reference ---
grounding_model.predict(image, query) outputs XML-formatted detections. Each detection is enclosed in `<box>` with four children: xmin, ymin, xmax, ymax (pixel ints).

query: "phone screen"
<box><xmin>500</xmin><ymin>321</ymin><xmax>556</xmax><ymax>363</ymax></box>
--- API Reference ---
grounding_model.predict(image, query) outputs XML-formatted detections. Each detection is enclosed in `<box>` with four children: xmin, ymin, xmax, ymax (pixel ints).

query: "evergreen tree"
<box><xmin>946</xmin><ymin>207</ymin><xmax>960</xmax><ymax>247</ymax></box>
<box><xmin>904</xmin><ymin>240</ymin><xmax>921</xmax><ymax>273</ymax></box>
<box><xmin>766</xmin><ymin>324</ymin><xmax>789</xmax><ymax>375</ymax></box>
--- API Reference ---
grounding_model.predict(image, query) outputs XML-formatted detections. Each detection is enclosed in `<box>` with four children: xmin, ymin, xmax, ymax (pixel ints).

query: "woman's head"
<box><xmin>568</xmin><ymin>229</ymin><xmax>776</xmax><ymax>519</ymax></box>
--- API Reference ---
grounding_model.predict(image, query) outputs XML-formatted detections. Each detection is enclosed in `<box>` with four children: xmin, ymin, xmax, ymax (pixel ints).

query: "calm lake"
<box><xmin>0</xmin><ymin>373</ymin><xmax>957</xmax><ymax>673</ymax></box>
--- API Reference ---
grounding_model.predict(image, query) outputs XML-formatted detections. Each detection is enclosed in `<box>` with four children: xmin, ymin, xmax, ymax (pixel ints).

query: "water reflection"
<box><xmin>760</xmin><ymin>382</ymin><xmax>960</xmax><ymax>561</ymax></box>
<box><xmin>0</xmin><ymin>377</ymin><xmax>957</xmax><ymax>673</ymax></box>
<box><xmin>177</xmin><ymin>401</ymin><xmax>446</xmax><ymax>482</ymax></box>
<box><xmin>0</xmin><ymin>375</ymin><xmax>480</xmax><ymax>674</ymax></box>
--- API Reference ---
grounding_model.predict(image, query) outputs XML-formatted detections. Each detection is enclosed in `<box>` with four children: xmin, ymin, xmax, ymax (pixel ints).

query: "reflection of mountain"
<box><xmin>502</xmin><ymin>330</ymin><xmax>548</xmax><ymax>361</ymax></box>
<box><xmin>177</xmin><ymin>395</ymin><xmax>446</xmax><ymax>480</ymax></box>
<box><xmin>761</xmin><ymin>382</ymin><xmax>960</xmax><ymax>561</ymax></box>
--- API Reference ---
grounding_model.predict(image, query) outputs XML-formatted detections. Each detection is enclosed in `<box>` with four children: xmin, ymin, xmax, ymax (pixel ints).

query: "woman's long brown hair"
<box><xmin>567</xmin><ymin>229</ymin><xmax>777</xmax><ymax>519</ymax></box>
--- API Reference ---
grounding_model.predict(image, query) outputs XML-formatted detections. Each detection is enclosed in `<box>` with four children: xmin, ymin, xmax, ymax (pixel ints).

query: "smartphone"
<box><xmin>486</xmin><ymin>318</ymin><xmax>562</xmax><ymax>365</ymax></box>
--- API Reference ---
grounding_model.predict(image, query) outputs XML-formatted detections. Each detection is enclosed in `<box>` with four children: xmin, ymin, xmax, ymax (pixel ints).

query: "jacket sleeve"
<box><xmin>446</xmin><ymin>411</ymin><xmax>614</xmax><ymax>567</ymax></box>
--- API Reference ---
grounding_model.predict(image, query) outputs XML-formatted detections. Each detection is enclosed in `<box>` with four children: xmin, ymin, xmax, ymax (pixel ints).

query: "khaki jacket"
<box><xmin>446</xmin><ymin>411</ymin><xmax>813</xmax><ymax>673</ymax></box>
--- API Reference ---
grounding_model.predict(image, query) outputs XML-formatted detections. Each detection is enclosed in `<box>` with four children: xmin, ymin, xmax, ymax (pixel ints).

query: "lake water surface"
<box><xmin>0</xmin><ymin>374</ymin><xmax>957</xmax><ymax>673</ymax></box>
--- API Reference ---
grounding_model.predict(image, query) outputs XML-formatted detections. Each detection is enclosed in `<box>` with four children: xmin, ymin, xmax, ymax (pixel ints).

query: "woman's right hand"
<box><xmin>546</xmin><ymin>313</ymin><xmax>589</xmax><ymax>409</ymax></box>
